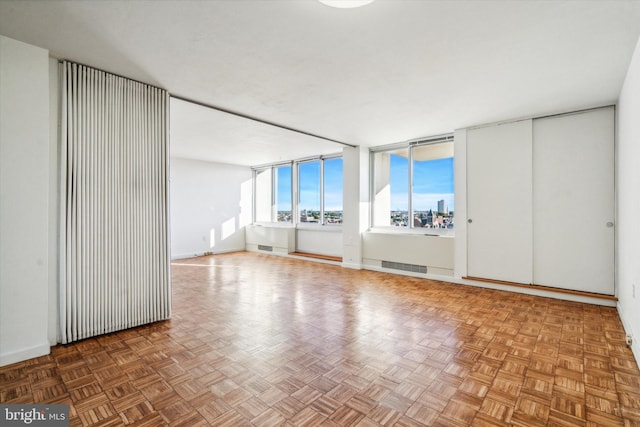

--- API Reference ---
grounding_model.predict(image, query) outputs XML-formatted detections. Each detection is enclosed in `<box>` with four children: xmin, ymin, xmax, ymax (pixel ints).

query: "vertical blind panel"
<box><xmin>60</xmin><ymin>61</ymin><xmax>170</xmax><ymax>344</ymax></box>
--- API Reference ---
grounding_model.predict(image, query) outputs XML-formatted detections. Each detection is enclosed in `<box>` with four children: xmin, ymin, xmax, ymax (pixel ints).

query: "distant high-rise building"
<box><xmin>437</xmin><ymin>199</ymin><xmax>448</xmax><ymax>214</ymax></box>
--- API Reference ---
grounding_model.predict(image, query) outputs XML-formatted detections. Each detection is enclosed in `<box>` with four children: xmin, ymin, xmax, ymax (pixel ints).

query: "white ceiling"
<box><xmin>1</xmin><ymin>0</ymin><xmax>639</xmax><ymax>166</ymax></box>
<box><xmin>170</xmin><ymin>98</ymin><xmax>344</xmax><ymax>165</ymax></box>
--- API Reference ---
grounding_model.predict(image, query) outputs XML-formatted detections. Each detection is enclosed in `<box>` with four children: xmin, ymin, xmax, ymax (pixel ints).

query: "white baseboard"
<box><xmin>171</xmin><ymin>252</ymin><xmax>205</xmax><ymax>260</ymax></box>
<box><xmin>286</xmin><ymin>253</ymin><xmax>341</xmax><ymax>266</ymax></box>
<box><xmin>360</xmin><ymin>263</ymin><xmax>617</xmax><ymax>307</ymax></box>
<box><xmin>0</xmin><ymin>342</ymin><xmax>50</xmax><ymax>367</ymax></box>
<box><xmin>362</xmin><ymin>264</ymin><xmax>454</xmax><ymax>283</ymax></box>
<box><xmin>453</xmin><ymin>277</ymin><xmax>617</xmax><ymax>307</ymax></box>
<box><xmin>171</xmin><ymin>248</ymin><xmax>244</xmax><ymax>260</ymax></box>
<box><xmin>342</xmin><ymin>262</ymin><xmax>362</xmax><ymax>270</ymax></box>
<box><xmin>617</xmin><ymin>302</ymin><xmax>640</xmax><ymax>368</ymax></box>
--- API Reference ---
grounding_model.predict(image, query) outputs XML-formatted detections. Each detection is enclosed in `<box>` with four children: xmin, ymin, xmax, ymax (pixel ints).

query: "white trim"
<box><xmin>296</xmin><ymin>223</ymin><xmax>343</xmax><ymax>232</ymax></box>
<box><xmin>171</xmin><ymin>248</ymin><xmax>244</xmax><ymax>260</ymax></box>
<box><xmin>361</xmin><ymin>262</ymin><xmax>617</xmax><ymax>307</ymax></box>
<box><xmin>253</xmin><ymin>222</ymin><xmax>295</xmax><ymax>229</ymax></box>
<box><xmin>363</xmin><ymin>264</ymin><xmax>453</xmax><ymax>281</ymax></box>
<box><xmin>370</xmin><ymin>133</ymin><xmax>454</xmax><ymax>153</ymax></box>
<box><xmin>367</xmin><ymin>227</ymin><xmax>454</xmax><ymax>237</ymax></box>
<box><xmin>617</xmin><ymin>302</ymin><xmax>640</xmax><ymax>368</ymax></box>
<box><xmin>0</xmin><ymin>342</ymin><xmax>50</xmax><ymax>368</ymax></box>
<box><xmin>457</xmin><ymin>103</ymin><xmax>615</xmax><ymax>132</ymax></box>
<box><xmin>453</xmin><ymin>276</ymin><xmax>617</xmax><ymax>307</ymax></box>
<box><xmin>342</xmin><ymin>262</ymin><xmax>362</xmax><ymax>270</ymax></box>
<box><xmin>286</xmin><ymin>253</ymin><xmax>342</xmax><ymax>266</ymax></box>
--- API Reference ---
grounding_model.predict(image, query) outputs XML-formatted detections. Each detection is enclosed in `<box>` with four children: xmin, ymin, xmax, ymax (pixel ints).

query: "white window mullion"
<box><xmin>252</xmin><ymin>169</ymin><xmax>257</xmax><ymax>224</ymax></box>
<box><xmin>271</xmin><ymin>167</ymin><xmax>277</xmax><ymax>222</ymax></box>
<box><xmin>408</xmin><ymin>146</ymin><xmax>414</xmax><ymax>229</ymax></box>
<box><xmin>320</xmin><ymin>159</ymin><xmax>325</xmax><ymax>225</ymax></box>
<box><xmin>294</xmin><ymin>162</ymin><xmax>300</xmax><ymax>225</ymax></box>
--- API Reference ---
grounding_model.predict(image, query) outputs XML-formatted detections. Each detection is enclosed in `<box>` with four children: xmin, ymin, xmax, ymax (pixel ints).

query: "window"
<box><xmin>275</xmin><ymin>165</ymin><xmax>292</xmax><ymax>222</ymax></box>
<box><xmin>253</xmin><ymin>155</ymin><xmax>343</xmax><ymax>225</ymax></box>
<box><xmin>323</xmin><ymin>158</ymin><xmax>343</xmax><ymax>224</ymax></box>
<box><xmin>298</xmin><ymin>161</ymin><xmax>321</xmax><ymax>223</ymax></box>
<box><xmin>372</xmin><ymin>138</ymin><xmax>454</xmax><ymax>233</ymax></box>
<box><xmin>253</xmin><ymin>163</ymin><xmax>293</xmax><ymax>223</ymax></box>
<box><xmin>412</xmin><ymin>144</ymin><xmax>454</xmax><ymax>230</ymax></box>
<box><xmin>298</xmin><ymin>156</ymin><xmax>343</xmax><ymax>225</ymax></box>
<box><xmin>373</xmin><ymin>148</ymin><xmax>409</xmax><ymax>227</ymax></box>
<box><xmin>254</xmin><ymin>168</ymin><xmax>272</xmax><ymax>223</ymax></box>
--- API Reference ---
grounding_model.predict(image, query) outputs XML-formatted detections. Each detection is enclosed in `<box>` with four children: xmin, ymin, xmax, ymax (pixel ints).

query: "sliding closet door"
<box><xmin>533</xmin><ymin>107</ymin><xmax>614</xmax><ymax>294</ymax></box>
<box><xmin>467</xmin><ymin>120</ymin><xmax>533</xmax><ymax>284</ymax></box>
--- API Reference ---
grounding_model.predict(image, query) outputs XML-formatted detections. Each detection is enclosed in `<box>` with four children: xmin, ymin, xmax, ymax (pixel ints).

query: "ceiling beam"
<box><xmin>170</xmin><ymin>95</ymin><xmax>357</xmax><ymax>148</ymax></box>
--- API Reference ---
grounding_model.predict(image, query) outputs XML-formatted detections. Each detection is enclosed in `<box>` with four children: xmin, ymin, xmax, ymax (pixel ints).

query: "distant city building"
<box><xmin>387</xmin><ymin>209</ymin><xmax>453</xmax><ymax>231</ymax></box>
<box><xmin>437</xmin><ymin>199</ymin><xmax>448</xmax><ymax>214</ymax></box>
<box><xmin>427</xmin><ymin>209</ymin><xmax>434</xmax><ymax>226</ymax></box>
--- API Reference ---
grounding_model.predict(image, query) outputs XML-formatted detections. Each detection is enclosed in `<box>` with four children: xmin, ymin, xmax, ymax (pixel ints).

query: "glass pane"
<box><xmin>412</xmin><ymin>143</ymin><xmax>454</xmax><ymax>231</ymax></box>
<box><xmin>373</xmin><ymin>149</ymin><xmax>409</xmax><ymax>227</ymax></box>
<box><xmin>275</xmin><ymin>165</ymin><xmax>292</xmax><ymax>222</ymax></box>
<box><xmin>255</xmin><ymin>168</ymin><xmax>272</xmax><ymax>222</ymax></box>
<box><xmin>299</xmin><ymin>161</ymin><xmax>320</xmax><ymax>223</ymax></box>
<box><xmin>323</xmin><ymin>158</ymin><xmax>343</xmax><ymax>224</ymax></box>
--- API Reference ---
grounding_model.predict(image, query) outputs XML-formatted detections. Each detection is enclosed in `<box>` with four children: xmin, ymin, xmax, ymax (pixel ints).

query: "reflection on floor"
<box><xmin>1</xmin><ymin>251</ymin><xmax>639</xmax><ymax>426</ymax></box>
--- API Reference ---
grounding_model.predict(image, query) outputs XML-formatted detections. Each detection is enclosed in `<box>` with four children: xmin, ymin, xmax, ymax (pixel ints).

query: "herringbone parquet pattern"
<box><xmin>1</xmin><ymin>252</ymin><xmax>639</xmax><ymax>426</ymax></box>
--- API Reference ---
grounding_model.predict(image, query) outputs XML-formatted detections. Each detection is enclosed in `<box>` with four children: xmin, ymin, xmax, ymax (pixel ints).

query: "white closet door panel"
<box><xmin>533</xmin><ymin>107</ymin><xmax>614</xmax><ymax>294</ymax></box>
<box><xmin>467</xmin><ymin>120</ymin><xmax>533</xmax><ymax>284</ymax></box>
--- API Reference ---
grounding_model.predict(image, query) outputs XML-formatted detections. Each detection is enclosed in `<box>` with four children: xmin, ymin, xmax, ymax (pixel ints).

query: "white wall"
<box><xmin>362</xmin><ymin>232</ymin><xmax>454</xmax><ymax>277</ymax></box>
<box><xmin>246</xmin><ymin>224</ymin><xmax>294</xmax><ymax>255</ymax></box>
<box><xmin>48</xmin><ymin>57</ymin><xmax>60</xmax><ymax>346</ymax></box>
<box><xmin>0</xmin><ymin>35</ymin><xmax>51</xmax><ymax>366</ymax></box>
<box><xmin>617</xmin><ymin>36</ymin><xmax>640</xmax><ymax>363</ymax></box>
<box><xmin>170</xmin><ymin>157</ymin><xmax>252</xmax><ymax>259</ymax></box>
<box><xmin>342</xmin><ymin>146</ymin><xmax>369</xmax><ymax>268</ymax></box>
<box><xmin>296</xmin><ymin>228</ymin><xmax>342</xmax><ymax>257</ymax></box>
<box><xmin>453</xmin><ymin>129</ymin><xmax>468</xmax><ymax>278</ymax></box>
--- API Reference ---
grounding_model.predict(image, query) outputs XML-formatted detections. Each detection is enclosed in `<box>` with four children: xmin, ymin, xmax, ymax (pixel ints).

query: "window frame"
<box><xmin>252</xmin><ymin>153</ymin><xmax>343</xmax><ymax>228</ymax></box>
<box><xmin>369</xmin><ymin>134</ymin><xmax>454</xmax><ymax>235</ymax></box>
<box><xmin>296</xmin><ymin>153</ymin><xmax>343</xmax><ymax>228</ymax></box>
<box><xmin>252</xmin><ymin>161</ymin><xmax>294</xmax><ymax>225</ymax></box>
<box><xmin>321</xmin><ymin>156</ymin><xmax>344</xmax><ymax>226</ymax></box>
<box><xmin>274</xmin><ymin>164</ymin><xmax>293</xmax><ymax>223</ymax></box>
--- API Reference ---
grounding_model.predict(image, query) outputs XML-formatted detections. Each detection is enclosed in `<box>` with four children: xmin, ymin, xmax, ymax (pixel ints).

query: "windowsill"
<box><xmin>251</xmin><ymin>222</ymin><xmax>294</xmax><ymax>228</ymax></box>
<box><xmin>367</xmin><ymin>227</ymin><xmax>455</xmax><ymax>238</ymax></box>
<box><xmin>250</xmin><ymin>222</ymin><xmax>343</xmax><ymax>232</ymax></box>
<box><xmin>296</xmin><ymin>224</ymin><xmax>343</xmax><ymax>232</ymax></box>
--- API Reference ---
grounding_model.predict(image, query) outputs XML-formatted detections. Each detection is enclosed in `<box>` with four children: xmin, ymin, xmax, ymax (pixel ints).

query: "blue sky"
<box><xmin>277</xmin><ymin>155</ymin><xmax>453</xmax><ymax>213</ymax></box>
<box><xmin>391</xmin><ymin>155</ymin><xmax>454</xmax><ymax>212</ymax></box>
<box><xmin>294</xmin><ymin>159</ymin><xmax>343</xmax><ymax>212</ymax></box>
<box><xmin>276</xmin><ymin>165</ymin><xmax>292</xmax><ymax>211</ymax></box>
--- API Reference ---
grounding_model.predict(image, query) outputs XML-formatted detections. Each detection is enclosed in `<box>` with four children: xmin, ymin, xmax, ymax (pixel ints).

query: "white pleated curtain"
<box><xmin>60</xmin><ymin>61</ymin><xmax>171</xmax><ymax>344</ymax></box>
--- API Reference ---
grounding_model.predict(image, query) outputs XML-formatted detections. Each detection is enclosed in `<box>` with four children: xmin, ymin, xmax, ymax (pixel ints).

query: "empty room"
<box><xmin>1</xmin><ymin>0</ymin><xmax>640</xmax><ymax>426</ymax></box>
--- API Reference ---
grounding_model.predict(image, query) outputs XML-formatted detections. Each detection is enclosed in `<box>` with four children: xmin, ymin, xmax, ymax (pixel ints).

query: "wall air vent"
<box><xmin>258</xmin><ymin>245</ymin><xmax>273</xmax><ymax>252</ymax></box>
<box><xmin>381</xmin><ymin>260</ymin><xmax>427</xmax><ymax>274</ymax></box>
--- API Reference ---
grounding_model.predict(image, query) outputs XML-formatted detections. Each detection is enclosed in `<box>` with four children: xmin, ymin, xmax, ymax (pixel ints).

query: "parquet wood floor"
<box><xmin>1</xmin><ymin>252</ymin><xmax>639</xmax><ymax>426</ymax></box>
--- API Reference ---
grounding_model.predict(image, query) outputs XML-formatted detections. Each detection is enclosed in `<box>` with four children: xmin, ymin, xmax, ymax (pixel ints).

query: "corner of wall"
<box><xmin>453</xmin><ymin>128</ymin><xmax>467</xmax><ymax>278</ymax></box>
<box><xmin>617</xmin><ymin>302</ymin><xmax>640</xmax><ymax>367</ymax></box>
<box><xmin>0</xmin><ymin>35</ymin><xmax>52</xmax><ymax>365</ymax></box>
<box><xmin>48</xmin><ymin>56</ymin><xmax>60</xmax><ymax>346</ymax></box>
<box><xmin>615</xmin><ymin>33</ymin><xmax>640</xmax><ymax>369</ymax></box>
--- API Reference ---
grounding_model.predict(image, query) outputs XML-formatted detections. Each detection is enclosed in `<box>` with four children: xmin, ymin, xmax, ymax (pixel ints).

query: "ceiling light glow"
<box><xmin>318</xmin><ymin>0</ymin><xmax>375</xmax><ymax>9</ymax></box>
